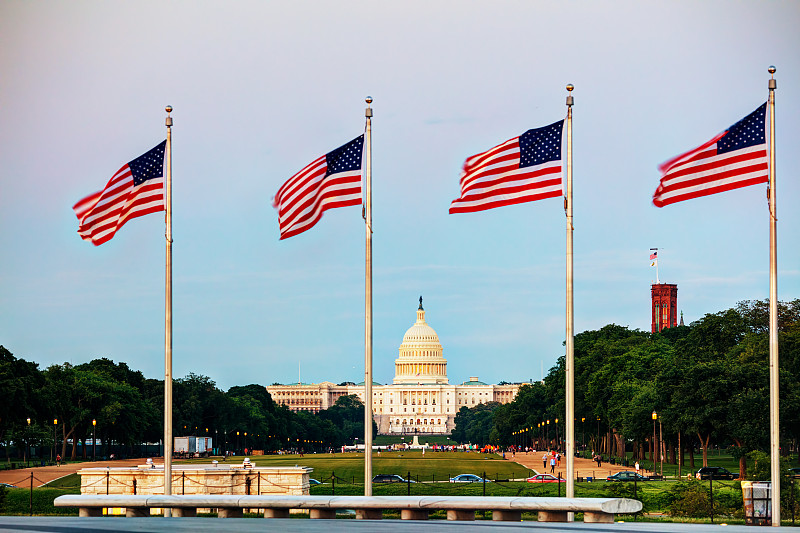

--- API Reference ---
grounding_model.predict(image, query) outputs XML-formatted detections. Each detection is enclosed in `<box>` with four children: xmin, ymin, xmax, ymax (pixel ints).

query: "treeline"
<box><xmin>0</xmin><ymin>350</ymin><xmax>373</xmax><ymax>460</ymax></box>
<box><xmin>453</xmin><ymin>299</ymin><xmax>800</xmax><ymax>476</ymax></box>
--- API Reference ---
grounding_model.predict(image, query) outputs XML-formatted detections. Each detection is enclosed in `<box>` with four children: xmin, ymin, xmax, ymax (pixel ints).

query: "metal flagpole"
<box><xmin>651</xmin><ymin>247</ymin><xmax>660</xmax><ymax>285</ymax></box>
<box><xmin>164</xmin><ymin>105</ymin><xmax>174</xmax><ymax>514</ymax></box>
<box><xmin>767</xmin><ymin>66</ymin><xmax>780</xmax><ymax>527</ymax></box>
<box><xmin>565</xmin><ymin>84</ymin><xmax>575</xmax><ymax>510</ymax></box>
<box><xmin>364</xmin><ymin>96</ymin><xmax>374</xmax><ymax>496</ymax></box>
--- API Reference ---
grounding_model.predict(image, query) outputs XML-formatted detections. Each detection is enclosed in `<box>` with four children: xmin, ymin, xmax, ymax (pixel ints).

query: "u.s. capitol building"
<box><xmin>267</xmin><ymin>298</ymin><xmax>521</xmax><ymax>435</ymax></box>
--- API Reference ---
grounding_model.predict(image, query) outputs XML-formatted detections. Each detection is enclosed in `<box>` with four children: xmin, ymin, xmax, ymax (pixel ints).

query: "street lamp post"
<box><xmin>52</xmin><ymin>419</ymin><xmax>58</xmax><ymax>463</ymax></box>
<box><xmin>651</xmin><ymin>411</ymin><xmax>657</xmax><ymax>471</ymax></box>
<box><xmin>555</xmin><ymin>419</ymin><xmax>560</xmax><ymax>451</ymax></box>
<box><xmin>546</xmin><ymin>420</ymin><xmax>550</xmax><ymax>449</ymax></box>
<box><xmin>596</xmin><ymin>417</ymin><xmax>601</xmax><ymax>455</ymax></box>
<box><xmin>659</xmin><ymin>417</ymin><xmax>663</xmax><ymax>477</ymax></box>
<box><xmin>92</xmin><ymin>419</ymin><xmax>96</xmax><ymax>461</ymax></box>
<box><xmin>581</xmin><ymin>417</ymin><xmax>586</xmax><ymax>452</ymax></box>
<box><xmin>26</xmin><ymin>418</ymin><xmax>31</xmax><ymax>467</ymax></box>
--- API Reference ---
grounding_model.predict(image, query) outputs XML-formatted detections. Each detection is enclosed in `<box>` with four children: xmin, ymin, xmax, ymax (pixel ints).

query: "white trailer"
<box><xmin>174</xmin><ymin>436</ymin><xmax>213</xmax><ymax>457</ymax></box>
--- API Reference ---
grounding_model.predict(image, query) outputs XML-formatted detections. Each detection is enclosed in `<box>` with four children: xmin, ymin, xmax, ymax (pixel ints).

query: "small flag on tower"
<box><xmin>653</xmin><ymin>103</ymin><xmax>768</xmax><ymax>207</ymax></box>
<box><xmin>73</xmin><ymin>141</ymin><xmax>166</xmax><ymax>246</ymax></box>
<box><xmin>449</xmin><ymin>120</ymin><xmax>564</xmax><ymax>214</ymax></box>
<box><xmin>273</xmin><ymin>135</ymin><xmax>364</xmax><ymax>239</ymax></box>
<box><xmin>650</xmin><ymin>251</ymin><xmax>658</xmax><ymax>267</ymax></box>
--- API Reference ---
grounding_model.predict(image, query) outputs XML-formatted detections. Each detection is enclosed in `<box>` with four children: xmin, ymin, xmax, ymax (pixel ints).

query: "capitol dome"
<box><xmin>394</xmin><ymin>297</ymin><xmax>448</xmax><ymax>385</ymax></box>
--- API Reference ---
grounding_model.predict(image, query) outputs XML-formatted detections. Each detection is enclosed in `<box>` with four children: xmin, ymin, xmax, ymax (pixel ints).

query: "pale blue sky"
<box><xmin>1</xmin><ymin>1</ymin><xmax>798</xmax><ymax>390</ymax></box>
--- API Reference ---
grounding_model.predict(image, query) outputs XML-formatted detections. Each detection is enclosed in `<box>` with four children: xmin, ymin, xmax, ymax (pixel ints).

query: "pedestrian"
<box><xmin>56</xmin><ymin>454</ymin><xmax>61</xmax><ymax>467</ymax></box>
<box><xmin>635</xmin><ymin>461</ymin><xmax>640</xmax><ymax>475</ymax></box>
<box><xmin>550</xmin><ymin>456</ymin><xmax>556</xmax><ymax>474</ymax></box>
<box><xmin>557</xmin><ymin>453</ymin><xmax>561</xmax><ymax>467</ymax></box>
<box><xmin>542</xmin><ymin>453</ymin><xmax>547</xmax><ymax>470</ymax></box>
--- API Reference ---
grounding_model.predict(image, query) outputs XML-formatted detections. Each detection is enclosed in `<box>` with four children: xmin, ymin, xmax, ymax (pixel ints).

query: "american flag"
<box><xmin>273</xmin><ymin>135</ymin><xmax>364</xmax><ymax>240</ymax></box>
<box><xmin>653</xmin><ymin>103</ymin><xmax>768</xmax><ymax>207</ymax></box>
<box><xmin>73</xmin><ymin>141</ymin><xmax>166</xmax><ymax>246</ymax></box>
<box><xmin>449</xmin><ymin>120</ymin><xmax>564</xmax><ymax>214</ymax></box>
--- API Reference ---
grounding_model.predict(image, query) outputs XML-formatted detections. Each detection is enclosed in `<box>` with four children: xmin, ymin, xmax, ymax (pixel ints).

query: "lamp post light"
<box><xmin>651</xmin><ymin>411</ymin><xmax>657</xmax><ymax>470</ymax></box>
<box><xmin>581</xmin><ymin>417</ymin><xmax>586</xmax><ymax>452</ymax></box>
<box><xmin>546</xmin><ymin>420</ymin><xmax>550</xmax><ymax>449</ymax></box>
<box><xmin>555</xmin><ymin>418</ymin><xmax>560</xmax><ymax>451</ymax></box>
<box><xmin>596</xmin><ymin>417</ymin><xmax>601</xmax><ymax>454</ymax></box>
<box><xmin>658</xmin><ymin>416</ymin><xmax>663</xmax><ymax>477</ymax></box>
<box><xmin>92</xmin><ymin>419</ymin><xmax>96</xmax><ymax>461</ymax></box>
<box><xmin>26</xmin><ymin>418</ymin><xmax>31</xmax><ymax>467</ymax></box>
<box><xmin>236</xmin><ymin>431</ymin><xmax>240</xmax><ymax>454</ymax></box>
<box><xmin>52</xmin><ymin>419</ymin><xmax>58</xmax><ymax>463</ymax></box>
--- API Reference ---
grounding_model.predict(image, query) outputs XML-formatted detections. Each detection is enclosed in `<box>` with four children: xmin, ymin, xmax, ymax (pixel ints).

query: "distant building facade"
<box><xmin>651</xmin><ymin>283</ymin><xmax>678</xmax><ymax>332</ymax></box>
<box><xmin>267</xmin><ymin>299</ymin><xmax>521</xmax><ymax>434</ymax></box>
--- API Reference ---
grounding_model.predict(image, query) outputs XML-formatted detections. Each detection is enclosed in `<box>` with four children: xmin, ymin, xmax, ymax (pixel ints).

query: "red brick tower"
<box><xmin>651</xmin><ymin>283</ymin><xmax>678</xmax><ymax>332</ymax></box>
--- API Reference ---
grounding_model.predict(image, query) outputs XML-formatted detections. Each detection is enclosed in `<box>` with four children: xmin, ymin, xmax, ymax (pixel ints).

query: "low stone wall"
<box><xmin>78</xmin><ymin>461</ymin><xmax>311</xmax><ymax>514</ymax></box>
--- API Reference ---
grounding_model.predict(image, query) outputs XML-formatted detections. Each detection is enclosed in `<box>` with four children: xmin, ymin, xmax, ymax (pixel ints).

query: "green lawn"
<box><xmin>184</xmin><ymin>450</ymin><xmax>531</xmax><ymax>483</ymax></box>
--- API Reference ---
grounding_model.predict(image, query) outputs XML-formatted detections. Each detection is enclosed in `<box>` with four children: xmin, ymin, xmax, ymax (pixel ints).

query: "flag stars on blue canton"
<box><xmin>128</xmin><ymin>140</ymin><xmax>166</xmax><ymax>186</ymax></box>
<box><xmin>326</xmin><ymin>134</ymin><xmax>364</xmax><ymax>176</ymax></box>
<box><xmin>718</xmin><ymin>103</ymin><xmax>766</xmax><ymax>154</ymax></box>
<box><xmin>519</xmin><ymin>121</ymin><xmax>563</xmax><ymax>168</ymax></box>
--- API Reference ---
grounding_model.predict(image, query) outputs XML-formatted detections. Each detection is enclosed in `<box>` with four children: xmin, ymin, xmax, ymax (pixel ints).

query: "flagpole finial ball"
<box><xmin>365</xmin><ymin>96</ymin><xmax>373</xmax><ymax>105</ymax></box>
<box><xmin>165</xmin><ymin>105</ymin><xmax>173</xmax><ymax>113</ymax></box>
<box><xmin>566</xmin><ymin>84</ymin><xmax>574</xmax><ymax>92</ymax></box>
<box><xmin>768</xmin><ymin>66</ymin><xmax>776</xmax><ymax>74</ymax></box>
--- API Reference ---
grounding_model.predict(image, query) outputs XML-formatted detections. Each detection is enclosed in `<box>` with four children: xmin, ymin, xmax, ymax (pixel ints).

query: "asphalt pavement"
<box><xmin>0</xmin><ymin>517</ymin><xmax>795</xmax><ymax>533</ymax></box>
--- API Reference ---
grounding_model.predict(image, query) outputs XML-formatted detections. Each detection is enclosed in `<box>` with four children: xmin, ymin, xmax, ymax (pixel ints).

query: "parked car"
<box><xmin>449</xmin><ymin>474</ymin><xmax>489</xmax><ymax>483</ymax></box>
<box><xmin>695</xmin><ymin>467</ymin><xmax>736</xmax><ymax>480</ymax></box>
<box><xmin>372</xmin><ymin>474</ymin><xmax>414</xmax><ymax>483</ymax></box>
<box><xmin>606</xmin><ymin>471</ymin><xmax>648</xmax><ymax>482</ymax></box>
<box><xmin>0</xmin><ymin>482</ymin><xmax>16</xmax><ymax>488</ymax></box>
<box><xmin>788</xmin><ymin>467</ymin><xmax>800</xmax><ymax>479</ymax></box>
<box><xmin>309</xmin><ymin>478</ymin><xmax>322</xmax><ymax>485</ymax></box>
<box><xmin>526</xmin><ymin>474</ymin><xmax>566</xmax><ymax>483</ymax></box>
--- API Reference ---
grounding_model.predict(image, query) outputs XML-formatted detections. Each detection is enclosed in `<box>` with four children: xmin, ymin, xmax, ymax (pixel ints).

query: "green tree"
<box><xmin>0</xmin><ymin>346</ymin><xmax>42</xmax><ymax>462</ymax></box>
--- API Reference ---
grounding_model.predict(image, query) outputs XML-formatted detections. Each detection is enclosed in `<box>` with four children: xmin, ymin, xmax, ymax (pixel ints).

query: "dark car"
<box><xmin>372</xmin><ymin>474</ymin><xmax>413</xmax><ymax>483</ymax></box>
<box><xmin>695</xmin><ymin>467</ymin><xmax>736</xmax><ymax>480</ymax></box>
<box><xmin>450</xmin><ymin>474</ymin><xmax>489</xmax><ymax>483</ymax></box>
<box><xmin>789</xmin><ymin>467</ymin><xmax>800</xmax><ymax>479</ymax></box>
<box><xmin>606</xmin><ymin>471</ymin><xmax>648</xmax><ymax>482</ymax></box>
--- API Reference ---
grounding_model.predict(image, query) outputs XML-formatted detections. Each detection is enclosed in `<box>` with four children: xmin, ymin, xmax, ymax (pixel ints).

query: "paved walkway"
<box><xmin>507</xmin><ymin>451</ymin><xmax>645</xmax><ymax>480</ymax></box>
<box><xmin>0</xmin><ymin>458</ymin><xmax>160</xmax><ymax>487</ymax></box>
